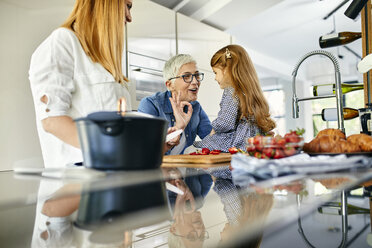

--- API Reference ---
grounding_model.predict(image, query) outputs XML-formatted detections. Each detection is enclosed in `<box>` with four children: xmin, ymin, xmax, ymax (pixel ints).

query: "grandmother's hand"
<box><xmin>169</xmin><ymin>91</ymin><xmax>193</xmax><ymax>130</ymax></box>
<box><xmin>164</xmin><ymin>127</ymin><xmax>181</xmax><ymax>154</ymax></box>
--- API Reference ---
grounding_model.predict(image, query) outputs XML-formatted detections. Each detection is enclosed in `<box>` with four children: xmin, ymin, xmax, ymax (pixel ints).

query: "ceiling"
<box><xmin>151</xmin><ymin>0</ymin><xmax>365</xmax><ymax>83</ymax></box>
<box><xmin>1</xmin><ymin>0</ymin><xmax>75</xmax><ymax>9</ymax></box>
<box><xmin>3</xmin><ymin>0</ymin><xmax>365</xmax><ymax>83</ymax></box>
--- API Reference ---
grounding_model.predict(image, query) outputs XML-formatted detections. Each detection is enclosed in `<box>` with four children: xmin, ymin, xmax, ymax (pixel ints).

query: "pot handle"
<box><xmin>117</xmin><ymin>97</ymin><xmax>127</xmax><ymax>116</ymax></box>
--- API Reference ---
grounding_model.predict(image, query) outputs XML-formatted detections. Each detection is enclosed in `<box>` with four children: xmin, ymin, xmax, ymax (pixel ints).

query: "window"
<box><xmin>263</xmin><ymin>89</ymin><xmax>286</xmax><ymax>135</ymax></box>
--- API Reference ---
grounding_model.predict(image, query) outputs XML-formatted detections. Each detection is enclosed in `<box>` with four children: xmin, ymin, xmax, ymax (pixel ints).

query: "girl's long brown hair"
<box><xmin>61</xmin><ymin>0</ymin><xmax>128</xmax><ymax>84</ymax></box>
<box><xmin>211</xmin><ymin>44</ymin><xmax>276</xmax><ymax>133</ymax></box>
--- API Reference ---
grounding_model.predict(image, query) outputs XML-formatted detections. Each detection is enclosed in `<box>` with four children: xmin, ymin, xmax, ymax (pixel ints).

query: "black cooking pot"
<box><xmin>75</xmin><ymin>180</ymin><xmax>170</xmax><ymax>230</ymax></box>
<box><xmin>75</xmin><ymin>111</ymin><xmax>168</xmax><ymax>170</ymax></box>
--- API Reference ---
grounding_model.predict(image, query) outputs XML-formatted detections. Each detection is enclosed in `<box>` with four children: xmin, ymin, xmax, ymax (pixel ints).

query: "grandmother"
<box><xmin>138</xmin><ymin>54</ymin><xmax>212</xmax><ymax>155</ymax></box>
<box><xmin>138</xmin><ymin>54</ymin><xmax>213</xmax><ymax>205</ymax></box>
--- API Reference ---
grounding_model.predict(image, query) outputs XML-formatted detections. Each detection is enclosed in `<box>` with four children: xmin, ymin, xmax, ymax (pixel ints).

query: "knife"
<box><xmin>165</xmin><ymin>182</ymin><xmax>184</xmax><ymax>195</ymax></box>
<box><xmin>165</xmin><ymin>129</ymin><xmax>183</xmax><ymax>143</ymax></box>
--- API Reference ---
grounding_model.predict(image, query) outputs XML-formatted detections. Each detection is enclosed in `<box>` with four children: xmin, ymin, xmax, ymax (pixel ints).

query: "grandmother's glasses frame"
<box><xmin>169</xmin><ymin>73</ymin><xmax>204</xmax><ymax>83</ymax></box>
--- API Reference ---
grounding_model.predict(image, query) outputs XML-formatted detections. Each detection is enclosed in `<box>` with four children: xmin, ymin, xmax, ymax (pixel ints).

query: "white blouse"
<box><xmin>29</xmin><ymin>28</ymin><xmax>132</xmax><ymax>168</ymax></box>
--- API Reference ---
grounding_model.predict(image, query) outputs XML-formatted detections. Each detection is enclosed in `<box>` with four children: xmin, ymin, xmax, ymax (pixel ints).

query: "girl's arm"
<box><xmin>197</xmin><ymin>106</ymin><xmax>212</xmax><ymax>139</ymax></box>
<box><xmin>212</xmin><ymin>87</ymin><xmax>239</xmax><ymax>133</ymax></box>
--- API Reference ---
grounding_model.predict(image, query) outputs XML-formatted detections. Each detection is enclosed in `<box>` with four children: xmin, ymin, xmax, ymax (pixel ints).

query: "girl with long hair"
<box><xmin>193</xmin><ymin>44</ymin><xmax>276</xmax><ymax>152</ymax></box>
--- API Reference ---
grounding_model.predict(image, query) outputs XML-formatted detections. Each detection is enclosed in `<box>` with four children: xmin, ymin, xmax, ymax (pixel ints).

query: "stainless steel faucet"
<box><xmin>292</xmin><ymin>50</ymin><xmax>345</xmax><ymax>133</ymax></box>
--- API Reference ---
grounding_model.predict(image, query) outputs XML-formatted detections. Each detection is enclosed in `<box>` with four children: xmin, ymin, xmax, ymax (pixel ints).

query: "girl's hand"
<box><xmin>169</xmin><ymin>91</ymin><xmax>193</xmax><ymax>130</ymax></box>
<box><xmin>210</xmin><ymin>129</ymin><xmax>216</xmax><ymax>136</ymax></box>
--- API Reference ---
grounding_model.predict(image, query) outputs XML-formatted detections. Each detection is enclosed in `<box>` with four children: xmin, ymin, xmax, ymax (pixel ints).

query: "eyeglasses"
<box><xmin>173</xmin><ymin>230</ymin><xmax>209</xmax><ymax>241</ymax></box>
<box><xmin>169</xmin><ymin>73</ymin><xmax>204</xmax><ymax>83</ymax></box>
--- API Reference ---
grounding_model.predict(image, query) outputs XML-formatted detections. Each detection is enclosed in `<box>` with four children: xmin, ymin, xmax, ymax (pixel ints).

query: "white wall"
<box><xmin>0</xmin><ymin>1</ymin><xmax>74</xmax><ymax>171</ymax></box>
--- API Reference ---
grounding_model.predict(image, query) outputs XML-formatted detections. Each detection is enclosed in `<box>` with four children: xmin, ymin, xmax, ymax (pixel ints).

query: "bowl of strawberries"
<box><xmin>245</xmin><ymin>128</ymin><xmax>305</xmax><ymax>159</ymax></box>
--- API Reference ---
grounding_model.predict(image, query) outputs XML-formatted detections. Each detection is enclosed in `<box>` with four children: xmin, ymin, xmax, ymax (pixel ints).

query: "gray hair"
<box><xmin>163</xmin><ymin>54</ymin><xmax>196</xmax><ymax>83</ymax></box>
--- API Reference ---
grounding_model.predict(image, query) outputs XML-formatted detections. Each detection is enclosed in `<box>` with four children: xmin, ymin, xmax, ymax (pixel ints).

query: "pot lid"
<box><xmin>85</xmin><ymin>111</ymin><xmax>158</xmax><ymax>122</ymax></box>
<box><xmin>87</xmin><ymin>111</ymin><xmax>122</xmax><ymax>122</ymax></box>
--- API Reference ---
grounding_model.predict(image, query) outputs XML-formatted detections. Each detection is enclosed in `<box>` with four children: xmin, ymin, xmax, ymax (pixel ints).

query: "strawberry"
<box><xmin>246</xmin><ymin>144</ymin><xmax>256</xmax><ymax>152</ymax></box>
<box><xmin>254</xmin><ymin>151</ymin><xmax>262</xmax><ymax>159</ymax></box>
<box><xmin>263</xmin><ymin>147</ymin><xmax>274</xmax><ymax>158</ymax></box>
<box><xmin>253</xmin><ymin>135</ymin><xmax>264</xmax><ymax>151</ymax></box>
<box><xmin>261</xmin><ymin>153</ymin><xmax>268</xmax><ymax>159</ymax></box>
<box><xmin>210</xmin><ymin>150</ymin><xmax>221</xmax><ymax>155</ymax></box>
<box><xmin>273</xmin><ymin>149</ymin><xmax>285</xmax><ymax>159</ymax></box>
<box><xmin>274</xmin><ymin>136</ymin><xmax>286</xmax><ymax>147</ymax></box>
<box><xmin>202</xmin><ymin>148</ymin><xmax>210</xmax><ymax>155</ymax></box>
<box><xmin>228</xmin><ymin>147</ymin><xmax>239</xmax><ymax>154</ymax></box>
<box><xmin>284</xmin><ymin>132</ymin><xmax>301</xmax><ymax>143</ymax></box>
<box><xmin>284</xmin><ymin>146</ymin><xmax>297</xmax><ymax>156</ymax></box>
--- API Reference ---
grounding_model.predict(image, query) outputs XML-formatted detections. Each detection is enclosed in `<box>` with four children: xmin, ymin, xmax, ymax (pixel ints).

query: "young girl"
<box><xmin>193</xmin><ymin>44</ymin><xmax>276</xmax><ymax>152</ymax></box>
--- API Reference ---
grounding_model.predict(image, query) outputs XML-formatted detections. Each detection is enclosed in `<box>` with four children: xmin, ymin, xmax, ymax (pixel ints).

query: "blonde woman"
<box><xmin>193</xmin><ymin>44</ymin><xmax>276</xmax><ymax>152</ymax></box>
<box><xmin>29</xmin><ymin>0</ymin><xmax>133</xmax><ymax>168</ymax></box>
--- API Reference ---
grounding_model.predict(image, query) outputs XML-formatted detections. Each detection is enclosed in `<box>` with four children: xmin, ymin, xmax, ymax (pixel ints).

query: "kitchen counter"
<box><xmin>2</xmin><ymin>159</ymin><xmax>372</xmax><ymax>248</ymax></box>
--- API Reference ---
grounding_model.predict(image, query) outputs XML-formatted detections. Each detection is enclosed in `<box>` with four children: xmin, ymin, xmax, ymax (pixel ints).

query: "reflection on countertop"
<box><xmin>1</xmin><ymin>164</ymin><xmax>372</xmax><ymax>247</ymax></box>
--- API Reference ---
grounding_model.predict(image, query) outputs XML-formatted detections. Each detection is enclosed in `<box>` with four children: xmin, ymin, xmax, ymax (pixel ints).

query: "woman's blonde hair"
<box><xmin>62</xmin><ymin>0</ymin><xmax>128</xmax><ymax>84</ymax></box>
<box><xmin>210</xmin><ymin>44</ymin><xmax>275</xmax><ymax>133</ymax></box>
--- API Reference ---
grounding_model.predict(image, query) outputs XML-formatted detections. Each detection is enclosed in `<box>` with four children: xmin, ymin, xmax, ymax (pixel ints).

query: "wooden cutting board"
<box><xmin>162</xmin><ymin>153</ymin><xmax>231</xmax><ymax>164</ymax></box>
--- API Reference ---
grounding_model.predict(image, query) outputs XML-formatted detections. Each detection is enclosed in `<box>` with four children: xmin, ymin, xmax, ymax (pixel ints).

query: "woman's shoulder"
<box><xmin>138</xmin><ymin>91</ymin><xmax>167</xmax><ymax>108</ymax></box>
<box><xmin>49</xmin><ymin>27</ymin><xmax>78</xmax><ymax>43</ymax></box>
<box><xmin>142</xmin><ymin>91</ymin><xmax>168</xmax><ymax>102</ymax></box>
<box><xmin>30</xmin><ymin>28</ymin><xmax>72</xmax><ymax>61</ymax></box>
<box><xmin>34</xmin><ymin>28</ymin><xmax>78</xmax><ymax>53</ymax></box>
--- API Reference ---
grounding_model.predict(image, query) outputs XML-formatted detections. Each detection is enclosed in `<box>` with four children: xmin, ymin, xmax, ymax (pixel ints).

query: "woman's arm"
<box><xmin>42</xmin><ymin>115</ymin><xmax>80</xmax><ymax>148</ymax></box>
<box><xmin>30</xmin><ymin>29</ymin><xmax>78</xmax><ymax>147</ymax></box>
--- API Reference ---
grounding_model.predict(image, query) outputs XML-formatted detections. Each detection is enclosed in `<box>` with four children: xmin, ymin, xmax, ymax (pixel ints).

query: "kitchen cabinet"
<box><xmin>126</xmin><ymin>0</ymin><xmax>176</xmax><ymax>109</ymax></box>
<box><xmin>126</xmin><ymin>2</ymin><xmax>232</xmax><ymax>117</ymax></box>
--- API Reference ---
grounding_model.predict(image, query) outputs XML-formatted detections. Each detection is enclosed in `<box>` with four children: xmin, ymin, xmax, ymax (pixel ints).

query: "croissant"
<box><xmin>347</xmin><ymin>134</ymin><xmax>372</xmax><ymax>152</ymax></box>
<box><xmin>304</xmin><ymin>128</ymin><xmax>372</xmax><ymax>153</ymax></box>
<box><xmin>336</xmin><ymin>139</ymin><xmax>360</xmax><ymax>153</ymax></box>
<box><xmin>303</xmin><ymin>138</ymin><xmax>321</xmax><ymax>153</ymax></box>
<box><xmin>316</xmin><ymin>128</ymin><xmax>346</xmax><ymax>141</ymax></box>
<box><xmin>318</xmin><ymin>135</ymin><xmax>337</xmax><ymax>153</ymax></box>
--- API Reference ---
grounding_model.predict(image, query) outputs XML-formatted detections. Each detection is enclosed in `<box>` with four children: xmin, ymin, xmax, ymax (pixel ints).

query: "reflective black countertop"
<box><xmin>2</xmin><ymin>160</ymin><xmax>372</xmax><ymax>248</ymax></box>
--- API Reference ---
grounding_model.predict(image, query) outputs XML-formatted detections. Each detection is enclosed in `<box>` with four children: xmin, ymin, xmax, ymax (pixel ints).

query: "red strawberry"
<box><xmin>210</xmin><ymin>150</ymin><xmax>221</xmax><ymax>155</ymax></box>
<box><xmin>263</xmin><ymin>148</ymin><xmax>274</xmax><ymax>158</ymax></box>
<box><xmin>246</xmin><ymin>144</ymin><xmax>256</xmax><ymax>152</ymax></box>
<box><xmin>228</xmin><ymin>147</ymin><xmax>238</xmax><ymax>154</ymax></box>
<box><xmin>273</xmin><ymin>149</ymin><xmax>285</xmax><ymax>159</ymax></box>
<box><xmin>202</xmin><ymin>148</ymin><xmax>210</xmax><ymax>155</ymax></box>
<box><xmin>284</xmin><ymin>146</ymin><xmax>297</xmax><ymax>156</ymax></box>
<box><xmin>254</xmin><ymin>151</ymin><xmax>262</xmax><ymax>159</ymax></box>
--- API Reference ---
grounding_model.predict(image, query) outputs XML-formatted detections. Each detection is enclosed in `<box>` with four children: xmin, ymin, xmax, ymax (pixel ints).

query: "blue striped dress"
<box><xmin>193</xmin><ymin>87</ymin><xmax>262</xmax><ymax>152</ymax></box>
